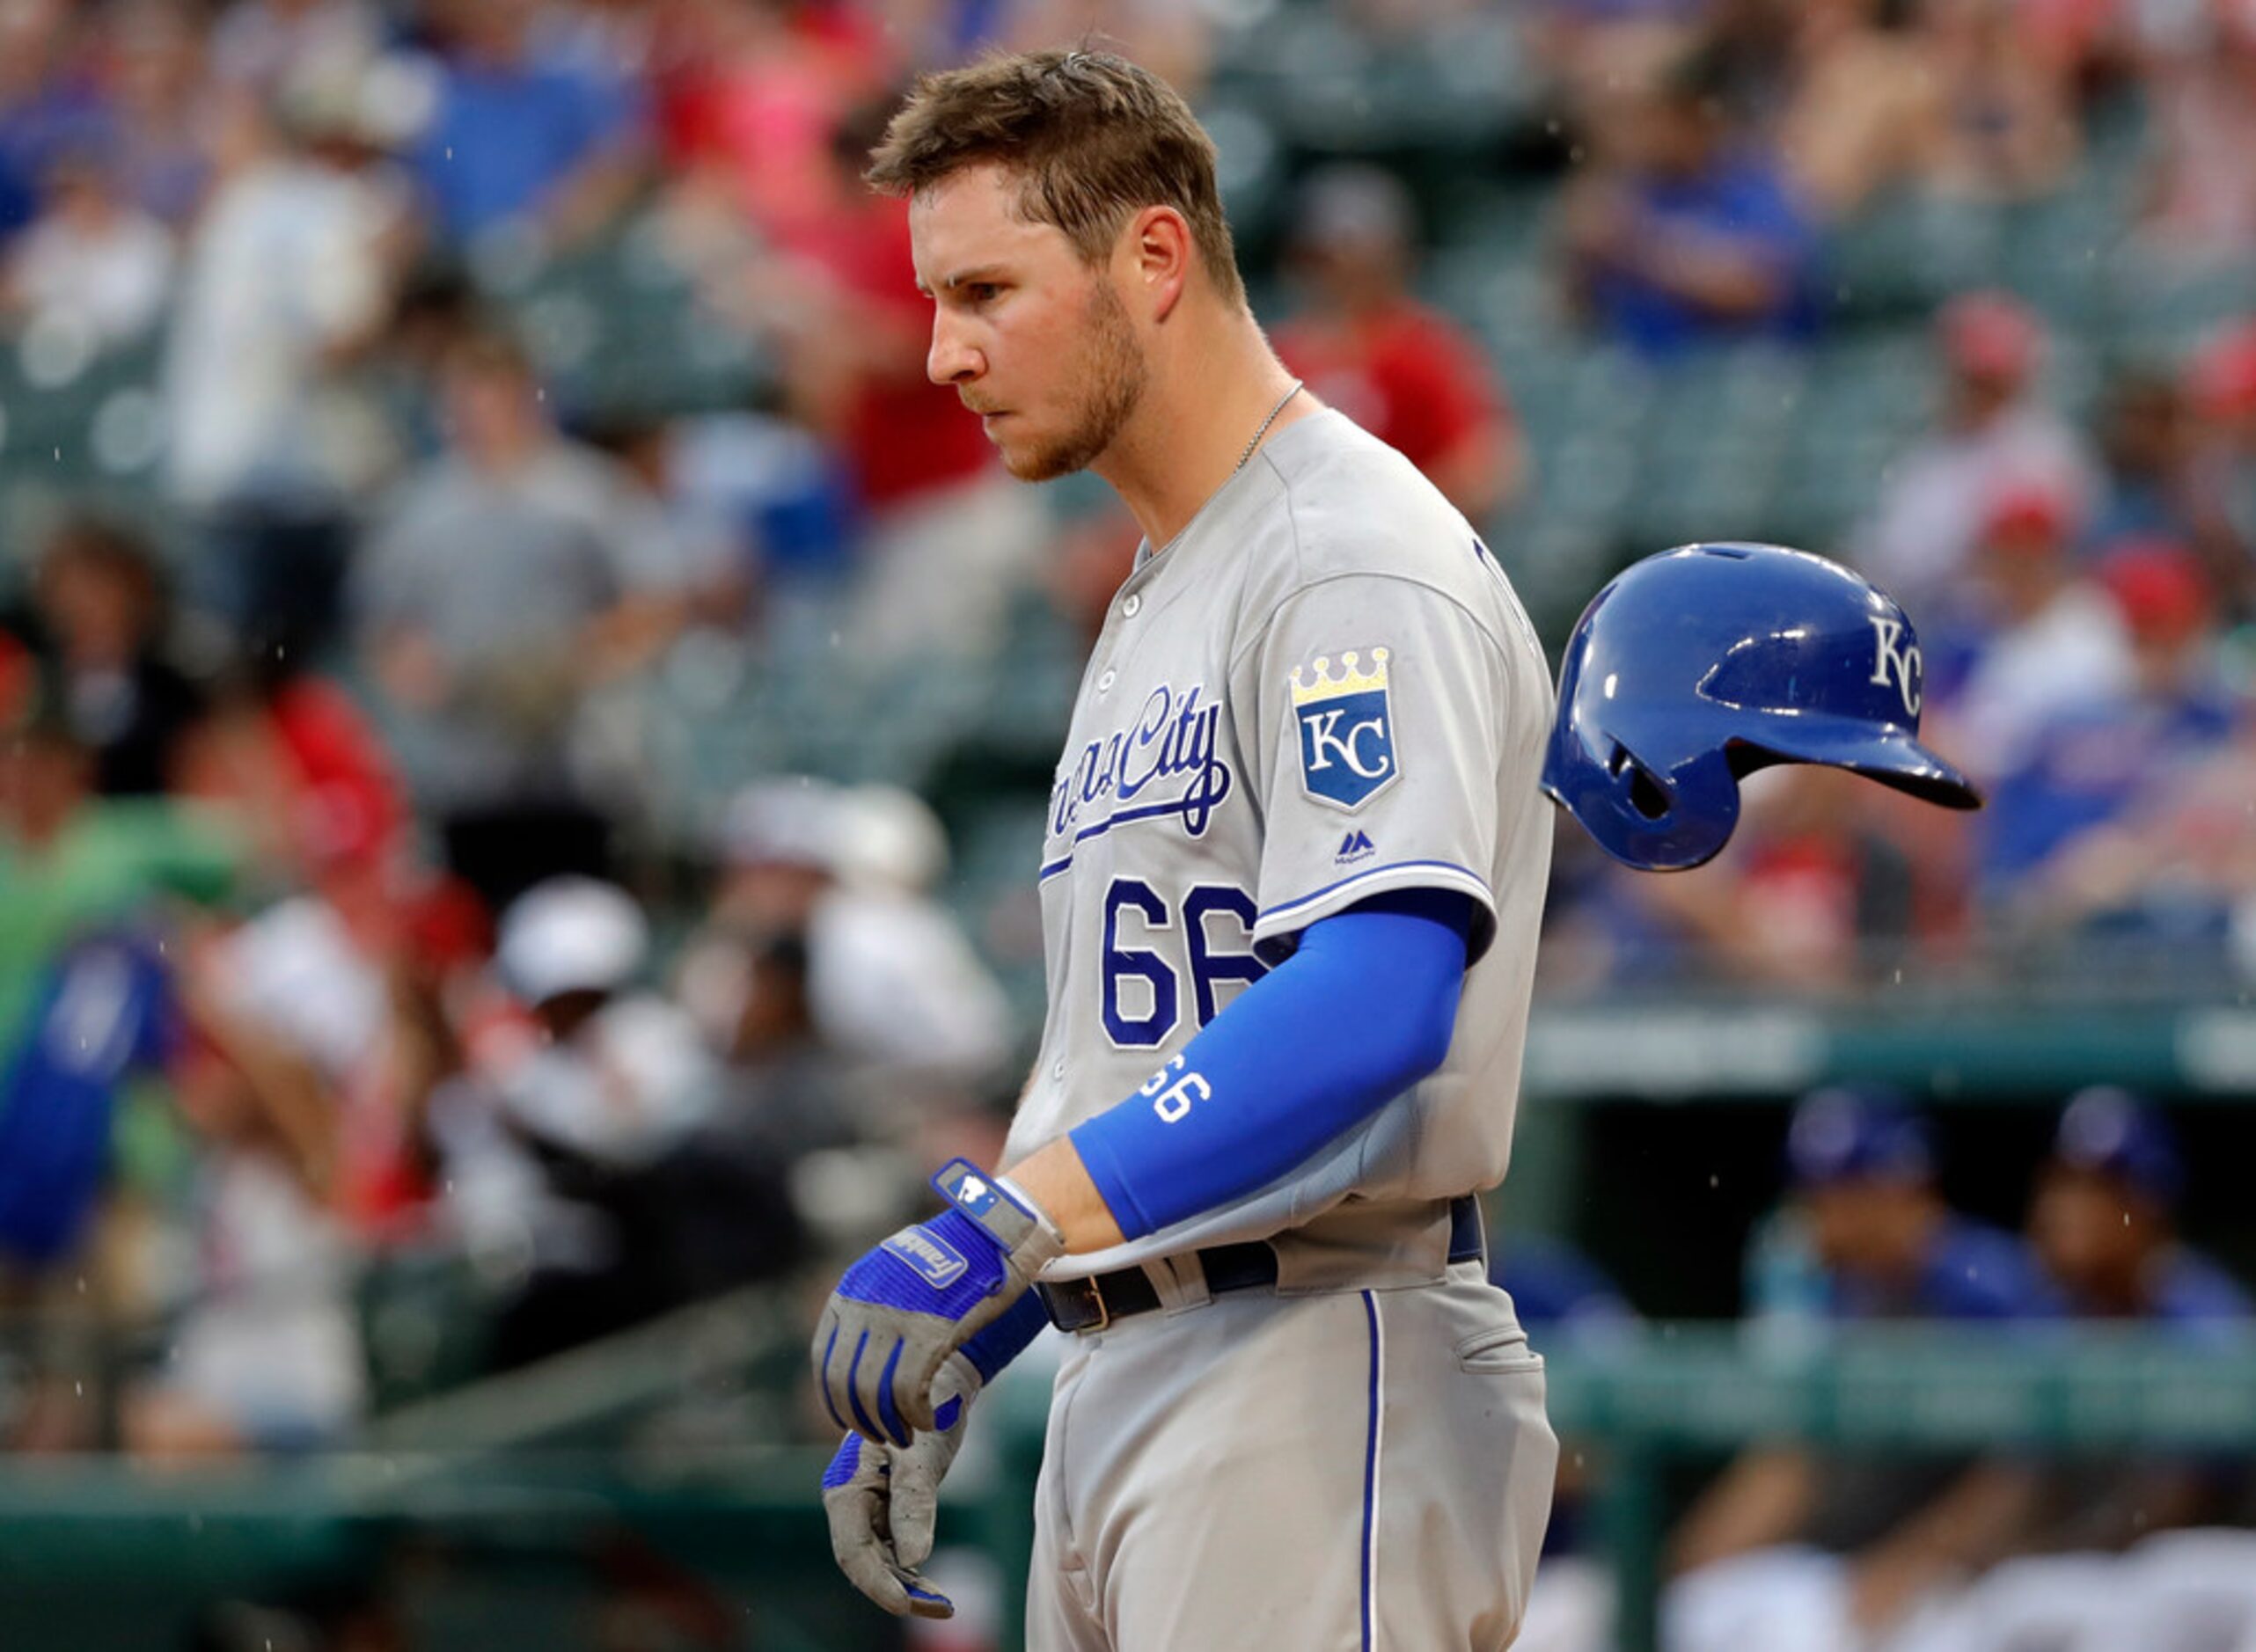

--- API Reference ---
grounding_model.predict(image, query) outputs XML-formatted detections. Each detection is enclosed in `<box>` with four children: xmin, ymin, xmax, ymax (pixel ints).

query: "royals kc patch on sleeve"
<box><xmin>1291</xmin><ymin>647</ymin><xmax>1398</xmax><ymax>809</ymax></box>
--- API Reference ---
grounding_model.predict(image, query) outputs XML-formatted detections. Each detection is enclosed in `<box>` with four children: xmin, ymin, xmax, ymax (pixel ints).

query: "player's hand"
<box><xmin>822</xmin><ymin>1356</ymin><xmax>979</xmax><ymax>1619</ymax></box>
<box><xmin>824</xmin><ymin>1284</ymin><xmax>1050</xmax><ymax>1619</ymax></box>
<box><xmin>812</xmin><ymin>1159</ymin><xmax>1063</xmax><ymax>1445</ymax></box>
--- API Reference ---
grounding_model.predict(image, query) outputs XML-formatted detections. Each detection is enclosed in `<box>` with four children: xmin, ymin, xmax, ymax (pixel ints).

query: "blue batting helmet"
<box><xmin>1541</xmin><ymin>543</ymin><xmax>1981</xmax><ymax>872</ymax></box>
<box><xmin>2051</xmin><ymin>1085</ymin><xmax>2184</xmax><ymax>1209</ymax></box>
<box><xmin>1786</xmin><ymin>1084</ymin><xmax>1933</xmax><ymax>1188</ymax></box>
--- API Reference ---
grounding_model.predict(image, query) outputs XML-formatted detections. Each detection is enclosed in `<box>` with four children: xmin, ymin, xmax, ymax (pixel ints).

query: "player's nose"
<box><xmin>927</xmin><ymin>314</ymin><xmax>983</xmax><ymax>386</ymax></box>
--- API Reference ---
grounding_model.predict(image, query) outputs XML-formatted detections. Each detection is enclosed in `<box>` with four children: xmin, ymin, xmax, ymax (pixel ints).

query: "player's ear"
<box><xmin>1124</xmin><ymin>204</ymin><xmax>1190</xmax><ymax>321</ymax></box>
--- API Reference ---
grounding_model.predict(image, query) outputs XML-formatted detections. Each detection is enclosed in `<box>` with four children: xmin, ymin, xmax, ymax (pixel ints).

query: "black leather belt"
<box><xmin>1036</xmin><ymin>1195</ymin><xmax>1485</xmax><ymax>1334</ymax></box>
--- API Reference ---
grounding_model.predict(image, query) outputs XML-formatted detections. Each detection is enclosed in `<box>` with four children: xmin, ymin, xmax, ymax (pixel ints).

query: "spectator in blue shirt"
<box><xmin>1559</xmin><ymin>40</ymin><xmax>1820</xmax><ymax>362</ymax></box>
<box><xmin>1984</xmin><ymin>542</ymin><xmax>2238</xmax><ymax>910</ymax></box>
<box><xmin>408</xmin><ymin>0</ymin><xmax>645</xmax><ymax>250</ymax></box>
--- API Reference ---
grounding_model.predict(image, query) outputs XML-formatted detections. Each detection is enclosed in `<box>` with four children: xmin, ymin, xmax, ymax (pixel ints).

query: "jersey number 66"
<box><xmin>1101</xmin><ymin>878</ymin><xmax>1267</xmax><ymax>1048</ymax></box>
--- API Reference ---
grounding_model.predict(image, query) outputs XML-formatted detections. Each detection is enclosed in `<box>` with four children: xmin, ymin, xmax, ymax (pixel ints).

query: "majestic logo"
<box><xmin>1868</xmin><ymin>618</ymin><xmax>1923</xmax><ymax>719</ymax></box>
<box><xmin>1050</xmin><ymin>682</ymin><xmax>1234</xmax><ymax>844</ymax></box>
<box><xmin>883</xmin><ymin>1229</ymin><xmax>969</xmax><ymax>1290</ymax></box>
<box><xmin>1337</xmin><ymin>830</ymin><xmax>1377</xmax><ymax>865</ymax></box>
<box><xmin>1292</xmin><ymin>648</ymin><xmax>1397</xmax><ymax>810</ymax></box>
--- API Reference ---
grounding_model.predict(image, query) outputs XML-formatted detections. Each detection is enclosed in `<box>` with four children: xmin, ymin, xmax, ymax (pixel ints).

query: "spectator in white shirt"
<box><xmin>3</xmin><ymin>143</ymin><xmax>173</xmax><ymax>349</ymax></box>
<box><xmin>1930</xmin><ymin>479</ymin><xmax>2134</xmax><ymax>780</ymax></box>
<box><xmin>1855</xmin><ymin>292</ymin><xmax>2098</xmax><ymax>615</ymax></box>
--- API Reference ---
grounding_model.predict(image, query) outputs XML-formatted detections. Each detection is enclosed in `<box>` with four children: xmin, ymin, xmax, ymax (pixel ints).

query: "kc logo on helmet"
<box><xmin>1291</xmin><ymin>647</ymin><xmax>1398</xmax><ymax>810</ymax></box>
<box><xmin>1868</xmin><ymin>618</ymin><xmax>1923</xmax><ymax>719</ymax></box>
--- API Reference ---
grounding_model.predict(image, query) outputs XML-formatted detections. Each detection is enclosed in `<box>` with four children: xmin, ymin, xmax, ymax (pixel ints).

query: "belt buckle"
<box><xmin>1080</xmin><ymin>1271</ymin><xmax>1113</xmax><ymax>1333</ymax></box>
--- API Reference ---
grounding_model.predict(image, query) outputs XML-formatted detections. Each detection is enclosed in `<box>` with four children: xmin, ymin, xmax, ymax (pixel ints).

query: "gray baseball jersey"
<box><xmin>1006</xmin><ymin>406</ymin><xmax>1556</xmax><ymax>1287</ymax></box>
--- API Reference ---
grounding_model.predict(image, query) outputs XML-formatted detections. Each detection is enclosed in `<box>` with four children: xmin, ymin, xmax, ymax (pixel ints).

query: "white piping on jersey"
<box><xmin>1258</xmin><ymin>859</ymin><xmax>1494</xmax><ymax>928</ymax></box>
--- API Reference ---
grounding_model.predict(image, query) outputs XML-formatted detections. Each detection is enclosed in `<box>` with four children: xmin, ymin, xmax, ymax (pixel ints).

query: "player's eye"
<box><xmin>964</xmin><ymin>282</ymin><xmax>1003</xmax><ymax>305</ymax></box>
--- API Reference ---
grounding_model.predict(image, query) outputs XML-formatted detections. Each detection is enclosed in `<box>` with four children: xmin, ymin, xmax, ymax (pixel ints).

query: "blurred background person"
<box><xmin>2083</xmin><ymin>369</ymin><xmax>2205</xmax><ymax>558</ymax></box>
<box><xmin>2032</xmin><ymin>1087</ymin><xmax>2247</xmax><ymax>1332</ymax></box>
<box><xmin>403</xmin><ymin>0</ymin><xmax>648</xmax><ymax>255</ymax></box>
<box><xmin>1875</xmin><ymin>1090</ymin><xmax>2253</xmax><ymax>1652</ymax></box>
<box><xmin>118</xmin><ymin>940</ymin><xmax>370</xmax><ymax>1462</ymax></box>
<box><xmin>1666</xmin><ymin>1086</ymin><xmax>2060</xmax><ymax>1652</ymax></box>
<box><xmin>349</xmin><ymin>325</ymin><xmax>656</xmax><ymax>913</ymax></box>
<box><xmin>1854</xmin><ymin>291</ymin><xmax>2098</xmax><ymax>617</ymax></box>
<box><xmin>1979</xmin><ymin>540</ymin><xmax>2238</xmax><ymax>925</ymax></box>
<box><xmin>2137</xmin><ymin>0</ymin><xmax>2256</xmax><ymax>263</ymax></box>
<box><xmin>1917</xmin><ymin>0</ymin><xmax>2082</xmax><ymax>203</ymax></box>
<box><xmin>1</xmin><ymin>139</ymin><xmax>173</xmax><ymax>351</ymax></box>
<box><xmin>1923</xmin><ymin>475</ymin><xmax>2131</xmax><ymax>783</ymax></box>
<box><xmin>1603</xmin><ymin>764</ymin><xmax>1923</xmax><ymax>992</ymax></box>
<box><xmin>0</xmin><ymin>705</ymin><xmax>248</xmax><ymax>1071</ymax></box>
<box><xmin>1274</xmin><ymin>162</ymin><xmax>1528</xmax><ymax>524</ymax></box>
<box><xmin>428</xmin><ymin>875</ymin><xmax>737</xmax><ymax>1371</ymax></box>
<box><xmin>710</xmin><ymin>778</ymin><xmax>1014</xmax><ymax>1102</ymax></box>
<box><xmin>20</xmin><ymin>513</ymin><xmax>209</xmax><ymax>800</ymax></box>
<box><xmin>1559</xmin><ymin>40</ymin><xmax>1821</xmax><ymax>362</ymax></box>
<box><xmin>1772</xmin><ymin>0</ymin><xmax>1941</xmax><ymax>222</ymax></box>
<box><xmin>162</xmin><ymin>67</ymin><xmax>417</xmax><ymax>651</ymax></box>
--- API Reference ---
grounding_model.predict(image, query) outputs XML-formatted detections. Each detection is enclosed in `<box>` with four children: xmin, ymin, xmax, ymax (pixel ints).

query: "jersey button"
<box><xmin>1051</xmin><ymin>1058</ymin><xmax>1066</xmax><ymax>1081</ymax></box>
<box><xmin>1097</xmin><ymin>669</ymin><xmax>1117</xmax><ymax>693</ymax></box>
<box><xmin>1122</xmin><ymin>594</ymin><xmax>1142</xmax><ymax>618</ymax></box>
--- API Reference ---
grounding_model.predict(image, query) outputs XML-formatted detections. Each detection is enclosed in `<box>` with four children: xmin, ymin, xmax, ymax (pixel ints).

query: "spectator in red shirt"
<box><xmin>1273</xmin><ymin>164</ymin><xmax>1527</xmax><ymax>526</ymax></box>
<box><xmin>737</xmin><ymin>100</ymin><xmax>1048</xmax><ymax>661</ymax></box>
<box><xmin>758</xmin><ymin>135</ymin><xmax>995</xmax><ymax>514</ymax></box>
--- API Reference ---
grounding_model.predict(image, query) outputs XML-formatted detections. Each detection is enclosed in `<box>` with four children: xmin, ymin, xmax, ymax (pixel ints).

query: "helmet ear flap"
<box><xmin>1589</xmin><ymin>738</ymin><xmax>1744</xmax><ymax>871</ymax></box>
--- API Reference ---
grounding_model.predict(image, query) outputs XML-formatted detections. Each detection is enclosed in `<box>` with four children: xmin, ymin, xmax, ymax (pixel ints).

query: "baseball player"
<box><xmin>810</xmin><ymin>47</ymin><xmax>1560</xmax><ymax>1649</ymax></box>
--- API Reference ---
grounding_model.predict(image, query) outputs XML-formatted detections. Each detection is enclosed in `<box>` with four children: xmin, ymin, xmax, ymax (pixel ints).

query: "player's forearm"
<box><xmin>1630</xmin><ymin>235</ymin><xmax>1790</xmax><ymax>318</ymax></box>
<box><xmin>1002</xmin><ymin>1137</ymin><xmax>1127</xmax><ymax>1254</ymax></box>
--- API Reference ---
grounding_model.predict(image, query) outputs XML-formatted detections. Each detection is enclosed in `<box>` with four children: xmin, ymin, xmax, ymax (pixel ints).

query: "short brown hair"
<box><xmin>867</xmin><ymin>48</ymin><xmax>1244</xmax><ymax>304</ymax></box>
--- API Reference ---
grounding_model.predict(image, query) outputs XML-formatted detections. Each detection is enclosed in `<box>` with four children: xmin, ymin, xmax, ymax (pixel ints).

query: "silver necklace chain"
<box><xmin>1234</xmin><ymin>379</ymin><xmax>1304</xmax><ymax>473</ymax></box>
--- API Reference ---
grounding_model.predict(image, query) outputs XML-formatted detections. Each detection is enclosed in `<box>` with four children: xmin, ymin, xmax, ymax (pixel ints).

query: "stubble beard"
<box><xmin>1003</xmin><ymin>278</ymin><xmax>1148</xmax><ymax>483</ymax></box>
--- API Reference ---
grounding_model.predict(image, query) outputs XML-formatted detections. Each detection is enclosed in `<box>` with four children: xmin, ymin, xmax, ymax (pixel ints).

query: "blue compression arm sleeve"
<box><xmin>1066</xmin><ymin>889</ymin><xmax>1473</xmax><ymax>1240</ymax></box>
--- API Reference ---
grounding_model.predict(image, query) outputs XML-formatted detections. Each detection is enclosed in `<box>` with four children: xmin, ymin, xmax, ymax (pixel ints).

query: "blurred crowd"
<box><xmin>1526</xmin><ymin>0</ymin><xmax>2256</xmax><ymax>995</ymax></box>
<box><xmin>0</xmin><ymin>0</ymin><xmax>2244</xmax><ymax>1527</ymax></box>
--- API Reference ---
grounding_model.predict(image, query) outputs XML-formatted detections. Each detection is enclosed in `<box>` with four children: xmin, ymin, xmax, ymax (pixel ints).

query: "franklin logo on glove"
<box><xmin>883</xmin><ymin>1230</ymin><xmax>970</xmax><ymax>1289</ymax></box>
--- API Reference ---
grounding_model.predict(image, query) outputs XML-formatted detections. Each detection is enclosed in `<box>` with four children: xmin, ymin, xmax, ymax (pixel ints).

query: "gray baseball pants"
<box><xmin>1025</xmin><ymin>1260</ymin><xmax>1557</xmax><ymax>1650</ymax></box>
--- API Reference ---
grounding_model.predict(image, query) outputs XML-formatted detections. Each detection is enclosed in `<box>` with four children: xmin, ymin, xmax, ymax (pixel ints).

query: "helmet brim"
<box><xmin>1732</xmin><ymin>714</ymin><xmax>1983</xmax><ymax>811</ymax></box>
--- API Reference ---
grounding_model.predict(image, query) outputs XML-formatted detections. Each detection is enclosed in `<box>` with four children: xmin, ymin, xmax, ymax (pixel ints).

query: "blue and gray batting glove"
<box><xmin>812</xmin><ymin>1159</ymin><xmax>1065</xmax><ymax>1447</ymax></box>
<box><xmin>823</xmin><ymin>1290</ymin><xmax>1050</xmax><ymax>1619</ymax></box>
